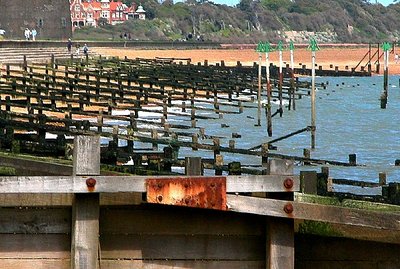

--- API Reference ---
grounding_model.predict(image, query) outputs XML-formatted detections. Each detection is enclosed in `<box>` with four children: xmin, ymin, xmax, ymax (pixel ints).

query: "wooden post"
<box><xmin>349</xmin><ymin>154</ymin><xmax>357</xmax><ymax>166</ymax></box>
<box><xmin>185</xmin><ymin>157</ymin><xmax>202</xmax><ymax>176</ymax></box>
<box><xmin>215</xmin><ymin>154</ymin><xmax>223</xmax><ymax>176</ymax></box>
<box><xmin>71</xmin><ymin>136</ymin><xmax>100</xmax><ymax>269</ymax></box>
<box><xmin>266</xmin><ymin>159</ymin><xmax>294</xmax><ymax>269</ymax></box>
<box><xmin>379</xmin><ymin>172</ymin><xmax>387</xmax><ymax>186</ymax></box>
<box><xmin>300</xmin><ymin>170</ymin><xmax>317</xmax><ymax>194</ymax></box>
<box><xmin>368</xmin><ymin>43</ymin><xmax>372</xmax><ymax>74</ymax></box>
<box><xmin>376</xmin><ymin>43</ymin><xmax>380</xmax><ymax>73</ymax></box>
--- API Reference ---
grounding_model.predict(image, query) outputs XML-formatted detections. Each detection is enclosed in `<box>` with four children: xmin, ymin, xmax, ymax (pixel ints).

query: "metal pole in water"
<box><xmin>257</xmin><ymin>53</ymin><xmax>262</xmax><ymax>126</ymax></box>
<box><xmin>278</xmin><ymin>41</ymin><xmax>284</xmax><ymax>117</ymax></box>
<box><xmin>255</xmin><ymin>42</ymin><xmax>264</xmax><ymax>126</ymax></box>
<box><xmin>290</xmin><ymin>41</ymin><xmax>295</xmax><ymax>111</ymax></box>
<box><xmin>309</xmin><ymin>38</ymin><xmax>319</xmax><ymax>149</ymax></box>
<box><xmin>381</xmin><ymin>42</ymin><xmax>391</xmax><ymax>109</ymax></box>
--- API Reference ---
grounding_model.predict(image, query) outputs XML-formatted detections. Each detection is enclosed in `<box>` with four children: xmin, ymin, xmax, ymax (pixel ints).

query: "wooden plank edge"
<box><xmin>226</xmin><ymin>194</ymin><xmax>400</xmax><ymax>231</ymax></box>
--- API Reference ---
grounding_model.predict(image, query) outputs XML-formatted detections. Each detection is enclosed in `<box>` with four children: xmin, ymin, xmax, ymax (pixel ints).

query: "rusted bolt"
<box><xmin>184</xmin><ymin>196</ymin><xmax>191</xmax><ymax>204</ymax></box>
<box><xmin>283</xmin><ymin>178</ymin><xmax>294</xmax><ymax>190</ymax></box>
<box><xmin>157</xmin><ymin>183</ymin><xmax>163</xmax><ymax>189</ymax></box>
<box><xmin>210</xmin><ymin>182</ymin><xmax>216</xmax><ymax>188</ymax></box>
<box><xmin>157</xmin><ymin>195</ymin><xmax>163</xmax><ymax>202</ymax></box>
<box><xmin>283</xmin><ymin>203</ymin><xmax>294</xmax><ymax>214</ymax></box>
<box><xmin>184</xmin><ymin>183</ymin><xmax>189</xmax><ymax>188</ymax></box>
<box><xmin>86</xmin><ymin>178</ymin><xmax>96</xmax><ymax>188</ymax></box>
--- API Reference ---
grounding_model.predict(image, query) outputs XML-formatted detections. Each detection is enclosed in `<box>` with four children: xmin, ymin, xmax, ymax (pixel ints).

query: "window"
<box><xmin>37</xmin><ymin>18</ymin><xmax>44</xmax><ymax>28</ymax></box>
<box><xmin>75</xmin><ymin>5</ymin><xmax>80</xmax><ymax>11</ymax></box>
<box><xmin>61</xmin><ymin>17</ymin><xmax>67</xmax><ymax>28</ymax></box>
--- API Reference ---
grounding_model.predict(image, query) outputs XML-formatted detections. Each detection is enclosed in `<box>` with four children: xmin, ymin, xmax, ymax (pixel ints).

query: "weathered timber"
<box><xmin>227</xmin><ymin>195</ymin><xmax>400</xmax><ymax>230</ymax></box>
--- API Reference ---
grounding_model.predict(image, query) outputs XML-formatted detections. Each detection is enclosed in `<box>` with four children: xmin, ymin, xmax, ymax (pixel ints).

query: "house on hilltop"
<box><xmin>70</xmin><ymin>0</ymin><xmax>146</xmax><ymax>31</ymax></box>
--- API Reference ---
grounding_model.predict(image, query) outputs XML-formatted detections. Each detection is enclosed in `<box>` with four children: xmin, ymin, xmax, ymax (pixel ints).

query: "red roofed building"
<box><xmin>70</xmin><ymin>0</ymin><xmax>146</xmax><ymax>31</ymax></box>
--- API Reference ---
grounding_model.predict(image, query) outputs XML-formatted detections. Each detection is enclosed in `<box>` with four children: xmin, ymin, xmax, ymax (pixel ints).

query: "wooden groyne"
<box><xmin>0</xmin><ymin>51</ymin><xmax>359</xmax><ymax>176</ymax></box>
<box><xmin>0</xmin><ymin>136</ymin><xmax>398</xmax><ymax>269</ymax></box>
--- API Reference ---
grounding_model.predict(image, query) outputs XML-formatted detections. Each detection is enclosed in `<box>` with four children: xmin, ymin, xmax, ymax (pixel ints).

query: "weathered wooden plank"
<box><xmin>0</xmin><ymin>259</ymin><xmax>69</xmax><ymax>269</ymax></box>
<box><xmin>295</xmin><ymin>234</ymin><xmax>400</xmax><ymax>261</ymax></box>
<box><xmin>0</xmin><ymin>175</ymin><xmax>299</xmax><ymax>193</ymax></box>
<box><xmin>73</xmin><ymin>136</ymin><xmax>100</xmax><ymax>176</ymax></box>
<box><xmin>0</xmin><ymin>208</ymin><xmax>70</xmax><ymax>233</ymax></box>
<box><xmin>0</xmin><ymin>156</ymin><xmax>72</xmax><ymax>176</ymax></box>
<box><xmin>296</xmin><ymin>261</ymin><xmax>383</xmax><ymax>269</ymax></box>
<box><xmin>100</xmin><ymin>206</ymin><xmax>264</xmax><ymax>235</ymax></box>
<box><xmin>0</xmin><ymin>193</ymin><xmax>143</xmax><ymax>206</ymax></box>
<box><xmin>0</xmin><ymin>234</ymin><xmax>70</xmax><ymax>258</ymax></box>
<box><xmin>227</xmin><ymin>195</ymin><xmax>400</xmax><ymax>230</ymax></box>
<box><xmin>72</xmin><ymin>135</ymin><xmax>100</xmax><ymax>269</ymax></box>
<box><xmin>99</xmin><ymin>260</ymin><xmax>264</xmax><ymax>269</ymax></box>
<box><xmin>100</xmin><ymin>234</ymin><xmax>264</xmax><ymax>260</ymax></box>
<box><xmin>267</xmin><ymin>218</ymin><xmax>294</xmax><ymax>269</ymax></box>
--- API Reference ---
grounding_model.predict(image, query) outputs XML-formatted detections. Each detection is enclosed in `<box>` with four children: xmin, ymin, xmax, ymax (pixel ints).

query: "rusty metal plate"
<box><xmin>146</xmin><ymin>176</ymin><xmax>226</xmax><ymax>210</ymax></box>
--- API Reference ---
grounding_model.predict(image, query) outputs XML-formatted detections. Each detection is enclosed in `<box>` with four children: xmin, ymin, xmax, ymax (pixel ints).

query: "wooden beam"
<box><xmin>266</xmin><ymin>218</ymin><xmax>294</xmax><ymax>269</ymax></box>
<box><xmin>71</xmin><ymin>136</ymin><xmax>100</xmax><ymax>269</ymax></box>
<box><xmin>227</xmin><ymin>194</ymin><xmax>400</xmax><ymax>230</ymax></box>
<box><xmin>265</xmin><ymin>159</ymin><xmax>294</xmax><ymax>269</ymax></box>
<box><xmin>0</xmin><ymin>175</ymin><xmax>299</xmax><ymax>193</ymax></box>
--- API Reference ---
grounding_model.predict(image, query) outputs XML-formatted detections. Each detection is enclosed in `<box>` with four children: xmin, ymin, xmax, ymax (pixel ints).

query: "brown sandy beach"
<box><xmin>94</xmin><ymin>46</ymin><xmax>400</xmax><ymax>75</ymax></box>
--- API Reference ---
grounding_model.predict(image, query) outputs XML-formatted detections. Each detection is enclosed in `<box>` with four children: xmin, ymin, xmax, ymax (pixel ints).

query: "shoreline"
<box><xmin>94</xmin><ymin>47</ymin><xmax>400</xmax><ymax>75</ymax></box>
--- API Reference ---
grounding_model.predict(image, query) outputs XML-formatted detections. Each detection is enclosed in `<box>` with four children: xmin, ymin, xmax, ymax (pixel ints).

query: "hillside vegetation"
<box><xmin>73</xmin><ymin>0</ymin><xmax>400</xmax><ymax>43</ymax></box>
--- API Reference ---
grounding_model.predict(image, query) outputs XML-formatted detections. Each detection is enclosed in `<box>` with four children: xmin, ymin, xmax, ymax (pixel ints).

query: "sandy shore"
<box><xmin>94</xmin><ymin>47</ymin><xmax>400</xmax><ymax>75</ymax></box>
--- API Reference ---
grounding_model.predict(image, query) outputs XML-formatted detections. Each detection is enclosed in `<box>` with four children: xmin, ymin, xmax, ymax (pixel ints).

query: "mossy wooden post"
<box><xmin>71</xmin><ymin>135</ymin><xmax>100</xmax><ymax>269</ymax></box>
<box><xmin>266</xmin><ymin>159</ymin><xmax>294</xmax><ymax>269</ymax></box>
<box><xmin>379</xmin><ymin>172</ymin><xmax>387</xmax><ymax>186</ymax></box>
<box><xmin>349</xmin><ymin>153</ymin><xmax>357</xmax><ymax>166</ymax></box>
<box><xmin>228</xmin><ymin>161</ymin><xmax>241</xmax><ymax>175</ymax></box>
<box><xmin>300</xmin><ymin>170</ymin><xmax>317</xmax><ymax>194</ymax></box>
<box><xmin>261</xmin><ymin>143</ymin><xmax>269</xmax><ymax>169</ymax></box>
<box><xmin>213</xmin><ymin>138</ymin><xmax>220</xmax><ymax>163</ymax></box>
<box><xmin>381</xmin><ymin>42</ymin><xmax>391</xmax><ymax>109</ymax></box>
<box><xmin>215</xmin><ymin>154</ymin><xmax>223</xmax><ymax>175</ymax></box>
<box><xmin>309</xmin><ymin>38</ymin><xmax>319</xmax><ymax>149</ymax></box>
<box><xmin>163</xmin><ymin>146</ymin><xmax>173</xmax><ymax>172</ymax></box>
<box><xmin>185</xmin><ymin>156</ymin><xmax>202</xmax><ymax>176</ymax></box>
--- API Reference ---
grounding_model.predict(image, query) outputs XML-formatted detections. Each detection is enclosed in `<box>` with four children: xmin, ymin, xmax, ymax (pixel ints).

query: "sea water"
<box><xmin>177</xmin><ymin>75</ymin><xmax>400</xmax><ymax>184</ymax></box>
<box><xmin>105</xmin><ymin>74</ymin><xmax>400</xmax><ymax>184</ymax></box>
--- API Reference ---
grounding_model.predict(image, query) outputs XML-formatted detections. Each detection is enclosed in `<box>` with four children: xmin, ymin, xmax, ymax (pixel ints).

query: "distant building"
<box><xmin>0</xmin><ymin>0</ymin><xmax>72</xmax><ymax>39</ymax></box>
<box><xmin>70</xmin><ymin>0</ymin><xmax>146</xmax><ymax>31</ymax></box>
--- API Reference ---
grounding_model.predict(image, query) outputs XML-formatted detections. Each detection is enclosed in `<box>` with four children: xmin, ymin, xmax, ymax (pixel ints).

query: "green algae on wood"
<box><xmin>296</xmin><ymin>193</ymin><xmax>400</xmax><ymax>213</ymax></box>
<box><xmin>297</xmin><ymin>220</ymin><xmax>342</xmax><ymax>237</ymax></box>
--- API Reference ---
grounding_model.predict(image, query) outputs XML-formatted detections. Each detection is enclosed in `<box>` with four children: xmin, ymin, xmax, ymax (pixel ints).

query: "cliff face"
<box><xmin>0</xmin><ymin>0</ymin><xmax>72</xmax><ymax>40</ymax></box>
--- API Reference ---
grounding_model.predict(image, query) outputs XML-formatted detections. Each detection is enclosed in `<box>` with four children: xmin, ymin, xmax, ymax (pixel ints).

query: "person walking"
<box><xmin>31</xmin><ymin>29</ymin><xmax>37</xmax><ymax>41</ymax></box>
<box><xmin>24</xmin><ymin>28</ymin><xmax>31</xmax><ymax>40</ymax></box>
<box><xmin>75</xmin><ymin>43</ymin><xmax>81</xmax><ymax>55</ymax></box>
<box><xmin>67</xmin><ymin>38</ymin><xmax>73</xmax><ymax>53</ymax></box>
<box><xmin>83</xmin><ymin>44</ymin><xmax>89</xmax><ymax>56</ymax></box>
